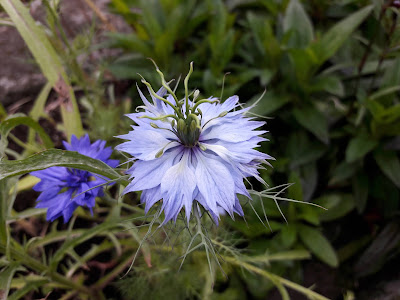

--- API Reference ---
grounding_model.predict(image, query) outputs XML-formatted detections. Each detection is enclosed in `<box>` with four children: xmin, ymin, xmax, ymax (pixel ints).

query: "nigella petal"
<box><xmin>124</xmin><ymin>146</ymin><xmax>184</xmax><ymax>192</ymax></box>
<box><xmin>201</xmin><ymin>119</ymin><xmax>266</xmax><ymax>143</ymax></box>
<box><xmin>161</xmin><ymin>150</ymin><xmax>197</xmax><ymax>223</ymax></box>
<box><xmin>233</xmin><ymin>196</ymin><xmax>244</xmax><ymax>216</ymax></box>
<box><xmin>198</xmin><ymin>95</ymin><xmax>239</xmax><ymax>127</ymax></box>
<box><xmin>116</xmin><ymin>129</ymin><xmax>179</xmax><ymax>161</ymax></box>
<box><xmin>141</xmin><ymin>185</ymin><xmax>163</xmax><ymax>214</ymax></box>
<box><xmin>194</xmin><ymin>148</ymin><xmax>235</xmax><ymax>217</ymax></box>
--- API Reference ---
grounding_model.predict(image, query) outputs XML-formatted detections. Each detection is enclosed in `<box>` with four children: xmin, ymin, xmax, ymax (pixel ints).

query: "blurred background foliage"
<box><xmin>0</xmin><ymin>0</ymin><xmax>399</xmax><ymax>299</ymax></box>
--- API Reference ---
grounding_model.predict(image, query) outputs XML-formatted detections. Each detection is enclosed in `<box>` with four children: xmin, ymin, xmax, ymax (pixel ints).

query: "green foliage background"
<box><xmin>0</xmin><ymin>0</ymin><xmax>399</xmax><ymax>299</ymax></box>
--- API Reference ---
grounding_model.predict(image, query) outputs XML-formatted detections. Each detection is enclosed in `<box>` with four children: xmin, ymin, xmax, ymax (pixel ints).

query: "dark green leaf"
<box><xmin>298</xmin><ymin>225</ymin><xmax>338</xmax><ymax>267</ymax></box>
<box><xmin>314</xmin><ymin>5</ymin><xmax>373</xmax><ymax>64</ymax></box>
<box><xmin>293</xmin><ymin>105</ymin><xmax>329</xmax><ymax>144</ymax></box>
<box><xmin>280</xmin><ymin>224</ymin><xmax>297</xmax><ymax>248</ymax></box>
<box><xmin>300</xmin><ymin>162</ymin><xmax>317</xmax><ymax>202</ymax></box>
<box><xmin>345</xmin><ymin>135</ymin><xmax>378</xmax><ymax>163</ymax></box>
<box><xmin>308</xmin><ymin>75</ymin><xmax>344</xmax><ymax>97</ymax></box>
<box><xmin>288</xmin><ymin>131</ymin><xmax>326</xmax><ymax>168</ymax></box>
<box><xmin>329</xmin><ymin>161</ymin><xmax>359</xmax><ymax>186</ymax></box>
<box><xmin>0</xmin><ymin>263</ymin><xmax>22</xmax><ymax>300</ymax></box>
<box><xmin>354</xmin><ymin>222</ymin><xmax>400</xmax><ymax>277</ymax></box>
<box><xmin>0</xmin><ymin>115</ymin><xmax>54</xmax><ymax>158</ymax></box>
<box><xmin>288</xmin><ymin>171</ymin><xmax>303</xmax><ymax>201</ymax></box>
<box><xmin>374</xmin><ymin>149</ymin><xmax>400</xmax><ymax>188</ymax></box>
<box><xmin>316</xmin><ymin>194</ymin><xmax>355</xmax><ymax>222</ymax></box>
<box><xmin>380</xmin><ymin>57</ymin><xmax>400</xmax><ymax>103</ymax></box>
<box><xmin>7</xmin><ymin>276</ymin><xmax>48</xmax><ymax>300</ymax></box>
<box><xmin>248</xmin><ymin>92</ymin><xmax>290</xmax><ymax>116</ymax></box>
<box><xmin>283</xmin><ymin>0</ymin><xmax>314</xmax><ymax>48</ymax></box>
<box><xmin>0</xmin><ymin>179</ymin><xmax>8</xmax><ymax>245</ymax></box>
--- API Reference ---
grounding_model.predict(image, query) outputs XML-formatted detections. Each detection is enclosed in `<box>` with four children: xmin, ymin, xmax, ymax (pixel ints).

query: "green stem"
<box><xmin>0</xmin><ymin>242</ymin><xmax>91</xmax><ymax>295</ymax></box>
<box><xmin>222</xmin><ymin>256</ymin><xmax>329</xmax><ymax>300</ymax></box>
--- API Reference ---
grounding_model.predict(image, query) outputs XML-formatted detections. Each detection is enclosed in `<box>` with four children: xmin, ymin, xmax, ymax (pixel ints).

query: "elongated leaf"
<box><xmin>49</xmin><ymin>221</ymin><xmax>119</xmax><ymax>271</ymax></box>
<box><xmin>8</xmin><ymin>276</ymin><xmax>48</xmax><ymax>300</ymax></box>
<box><xmin>283</xmin><ymin>0</ymin><xmax>314</xmax><ymax>48</ymax></box>
<box><xmin>298</xmin><ymin>225</ymin><xmax>338</xmax><ymax>267</ymax></box>
<box><xmin>0</xmin><ymin>263</ymin><xmax>21</xmax><ymax>300</ymax></box>
<box><xmin>314</xmin><ymin>5</ymin><xmax>373</xmax><ymax>64</ymax></box>
<box><xmin>0</xmin><ymin>115</ymin><xmax>54</xmax><ymax>157</ymax></box>
<box><xmin>0</xmin><ymin>179</ymin><xmax>8</xmax><ymax>244</ymax></box>
<box><xmin>30</xmin><ymin>81</ymin><xmax>52</xmax><ymax>121</ymax></box>
<box><xmin>345</xmin><ymin>135</ymin><xmax>378</xmax><ymax>163</ymax></box>
<box><xmin>317</xmin><ymin>194</ymin><xmax>355</xmax><ymax>222</ymax></box>
<box><xmin>280</xmin><ymin>224</ymin><xmax>297</xmax><ymax>248</ymax></box>
<box><xmin>249</xmin><ymin>92</ymin><xmax>290</xmax><ymax>116</ymax></box>
<box><xmin>370</xmin><ymin>86</ymin><xmax>400</xmax><ymax>101</ymax></box>
<box><xmin>0</xmin><ymin>149</ymin><xmax>128</xmax><ymax>186</ymax></box>
<box><xmin>374</xmin><ymin>149</ymin><xmax>400</xmax><ymax>188</ymax></box>
<box><xmin>293</xmin><ymin>105</ymin><xmax>329</xmax><ymax>144</ymax></box>
<box><xmin>288</xmin><ymin>171</ymin><xmax>303</xmax><ymax>201</ymax></box>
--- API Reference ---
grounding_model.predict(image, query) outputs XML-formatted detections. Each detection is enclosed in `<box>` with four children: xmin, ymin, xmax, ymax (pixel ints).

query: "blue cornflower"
<box><xmin>117</xmin><ymin>65</ymin><xmax>273</xmax><ymax>224</ymax></box>
<box><xmin>31</xmin><ymin>134</ymin><xmax>119</xmax><ymax>222</ymax></box>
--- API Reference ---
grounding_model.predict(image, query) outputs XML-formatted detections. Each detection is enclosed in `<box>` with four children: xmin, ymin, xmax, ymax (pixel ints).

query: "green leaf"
<box><xmin>374</xmin><ymin>149</ymin><xmax>400</xmax><ymax>188</ymax></box>
<box><xmin>280</xmin><ymin>224</ymin><xmax>297</xmax><ymax>248</ymax></box>
<box><xmin>345</xmin><ymin>135</ymin><xmax>378</xmax><ymax>163</ymax></box>
<box><xmin>293</xmin><ymin>105</ymin><xmax>329</xmax><ymax>144</ymax></box>
<box><xmin>314</xmin><ymin>5</ymin><xmax>373</xmax><ymax>64</ymax></box>
<box><xmin>300</xmin><ymin>162</ymin><xmax>318</xmax><ymax>202</ymax></box>
<box><xmin>0</xmin><ymin>263</ymin><xmax>21</xmax><ymax>300</ymax></box>
<box><xmin>49</xmin><ymin>221</ymin><xmax>119</xmax><ymax>271</ymax></box>
<box><xmin>0</xmin><ymin>149</ymin><xmax>128</xmax><ymax>186</ymax></box>
<box><xmin>0</xmin><ymin>114</ymin><xmax>54</xmax><ymax>158</ymax></box>
<box><xmin>287</xmin><ymin>131</ymin><xmax>326</xmax><ymax>168</ymax></box>
<box><xmin>380</xmin><ymin>57</ymin><xmax>400</xmax><ymax>103</ymax></box>
<box><xmin>7</xmin><ymin>276</ymin><xmax>48</xmax><ymax>300</ymax></box>
<box><xmin>0</xmin><ymin>179</ymin><xmax>9</xmax><ymax>245</ymax></box>
<box><xmin>283</xmin><ymin>0</ymin><xmax>314</xmax><ymax>48</ymax></box>
<box><xmin>288</xmin><ymin>171</ymin><xmax>303</xmax><ymax>201</ymax></box>
<box><xmin>298</xmin><ymin>225</ymin><xmax>338</xmax><ymax>267</ymax></box>
<box><xmin>329</xmin><ymin>161</ymin><xmax>359</xmax><ymax>186</ymax></box>
<box><xmin>29</xmin><ymin>82</ymin><xmax>52</xmax><ymax>121</ymax></box>
<box><xmin>248</xmin><ymin>92</ymin><xmax>290</xmax><ymax>116</ymax></box>
<box><xmin>370</xmin><ymin>85</ymin><xmax>400</xmax><ymax>101</ymax></box>
<box><xmin>308</xmin><ymin>75</ymin><xmax>344</xmax><ymax>97</ymax></box>
<box><xmin>316</xmin><ymin>194</ymin><xmax>355</xmax><ymax>222</ymax></box>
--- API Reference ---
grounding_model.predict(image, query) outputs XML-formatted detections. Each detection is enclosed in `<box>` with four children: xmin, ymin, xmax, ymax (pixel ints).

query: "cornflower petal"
<box><xmin>31</xmin><ymin>134</ymin><xmax>118</xmax><ymax>222</ymax></box>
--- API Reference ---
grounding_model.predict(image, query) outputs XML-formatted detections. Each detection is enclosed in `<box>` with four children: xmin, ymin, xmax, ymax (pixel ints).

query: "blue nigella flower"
<box><xmin>31</xmin><ymin>134</ymin><xmax>119</xmax><ymax>222</ymax></box>
<box><xmin>116</xmin><ymin>64</ymin><xmax>273</xmax><ymax>224</ymax></box>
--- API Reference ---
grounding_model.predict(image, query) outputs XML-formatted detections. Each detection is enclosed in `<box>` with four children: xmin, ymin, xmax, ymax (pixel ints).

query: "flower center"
<box><xmin>176</xmin><ymin>115</ymin><xmax>201</xmax><ymax>147</ymax></box>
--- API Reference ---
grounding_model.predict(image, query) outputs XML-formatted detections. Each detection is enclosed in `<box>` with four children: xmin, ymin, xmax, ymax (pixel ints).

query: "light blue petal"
<box><xmin>194</xmin><ymin>149</ymin><xmax>235</xmax><ymax>217</ymax></box>
<box><xmin>124</xmin><ymin>146</ymin><xmax>184</xmax><ymax>193</ymax></box>
<box><xmin>160</xmin><ymin>150</ymin><xmax>197</xmax><ymax>223</ymax></box>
